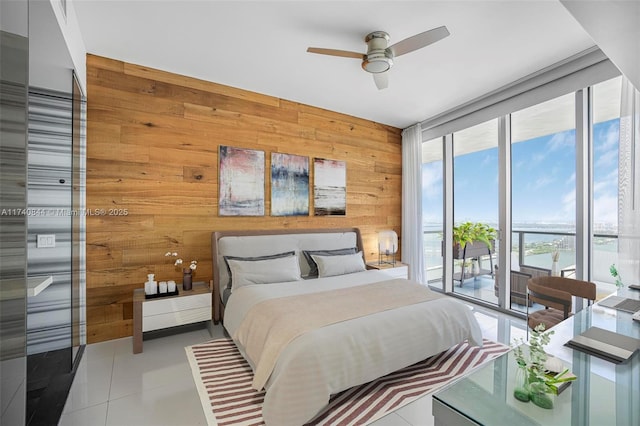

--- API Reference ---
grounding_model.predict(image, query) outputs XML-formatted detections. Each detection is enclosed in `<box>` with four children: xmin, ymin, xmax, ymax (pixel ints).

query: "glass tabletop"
<box><xmin>433</xmin><ymin>288</ymin><xmax>640</xmax><ymax>426</ymax></box>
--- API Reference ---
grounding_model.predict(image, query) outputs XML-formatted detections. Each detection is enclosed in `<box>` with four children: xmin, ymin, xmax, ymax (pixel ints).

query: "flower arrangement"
<box><xmin>610</xmin><ymin>264</ymin><xmax>623</xmax><ymax>288</ymax></box>
<box><xmin>512</xmin><ymin>324</ymin><xmax>576</xmax><ymax>409</ymax></box>
<box><xmin>165</xmin><ymin>252</ymin><xmax>197</xmax><ymax>271</ymax></box>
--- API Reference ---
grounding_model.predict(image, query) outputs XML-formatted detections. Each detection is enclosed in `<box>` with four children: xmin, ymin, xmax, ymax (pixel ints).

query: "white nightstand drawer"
<box><xmin>367</xmin><ymin>262</ymin><xmax>409</xmax><ymax>279</ymax></box>
<box><xmin>143</xmin><ymin>306</ymin><xmax>211</xmax><ymax>332</ymax></box>
<box><xmin>143</xmin><ymin>292</ymin><xmax>210</xmax><ymax>316</ymax></box>
<box><xmin>379</xmin><ymin>265</ymin><xmax>408</xmax><ymax>279</ymax></box>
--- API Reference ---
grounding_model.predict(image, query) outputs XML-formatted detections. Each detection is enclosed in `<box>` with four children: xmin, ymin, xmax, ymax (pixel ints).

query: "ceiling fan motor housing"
<box><xmin>362</xmin><ymin>31</ymin><xmax>393</xmax><ymax>73</ymax></box>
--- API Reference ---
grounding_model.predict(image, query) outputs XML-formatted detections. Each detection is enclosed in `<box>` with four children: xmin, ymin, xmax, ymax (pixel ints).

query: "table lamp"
<box><xmin>378</xmin><ymin>230</ymin><xmax>397</xmax><ymax>265</ymax></box>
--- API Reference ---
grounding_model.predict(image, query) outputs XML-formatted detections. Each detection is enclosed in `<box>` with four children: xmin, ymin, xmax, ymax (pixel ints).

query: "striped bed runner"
<box><xmin>185</xmin><ymin>338</ymin><xmax>509</xmax><ymax>426</ymax></box>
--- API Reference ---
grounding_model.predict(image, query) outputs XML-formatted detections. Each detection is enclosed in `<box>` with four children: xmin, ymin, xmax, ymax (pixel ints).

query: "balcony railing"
<box><xmin>423</xmin><ymin>229</ymin><xmax>618</xmax><ymax>285</ymax></box>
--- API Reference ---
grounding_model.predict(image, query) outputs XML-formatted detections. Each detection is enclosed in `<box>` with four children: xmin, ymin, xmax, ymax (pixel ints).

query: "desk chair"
<box><xmin>527</xmin><ymin>276</ymin><xmax>596</xmax><ymax>330</ymax></box>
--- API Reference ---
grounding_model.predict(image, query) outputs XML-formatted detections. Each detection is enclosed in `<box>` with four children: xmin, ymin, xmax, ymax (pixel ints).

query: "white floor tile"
<box><xmin>109</xmin><ymin>336</ymin><xmax>135</xmax><ymax>360</ymax></box>
<box><xmin>58</xmin><ymin>402</ymin><xmax>108</xmax><ymax>426</ymax></box>
<box><xmin>369</xmin><ymin>411</ymin><xmax>412</xmax><ymax>426</ymax></box>
<box><xmin>396</xmin><ymin>394</ymin><xmax>435</xmax><ymax>426</ymax></box>
<box><xmin>63</xmin><ymin>353</ymin><xmax>113</xmax><ymax>413</ymax></box>
<box><xmin>83</xmin><ymin>339</ymin><xmax>118</xmax><ymax>362</ymax></box>
<box><xmin>109</xmin><ymin>354</ymin><xmax>194</xmax><ymax>400</ymax></box>
<box><xmin>106</xmin><ymin>379</ymin><xmax>206</xmax><ymax>426</ymax></box>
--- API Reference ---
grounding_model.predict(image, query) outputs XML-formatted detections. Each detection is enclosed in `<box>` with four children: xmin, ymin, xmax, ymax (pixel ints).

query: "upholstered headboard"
<box><xmin>211</xmin><ymin>228</ymin><xmax>364</xmax><ymax>323</ymax></box>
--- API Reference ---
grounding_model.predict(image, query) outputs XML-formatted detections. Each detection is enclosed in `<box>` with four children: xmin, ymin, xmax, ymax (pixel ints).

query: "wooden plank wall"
<box><xmin>85</xmin><ymin>54</ymin><xmax>403</xmax><ymax>343</ymax></box>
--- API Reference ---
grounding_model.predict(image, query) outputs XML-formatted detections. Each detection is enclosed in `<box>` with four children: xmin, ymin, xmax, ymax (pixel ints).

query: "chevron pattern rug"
<box><xmin>186</xmin><ymin>337</ymin><xmax>509</xmax><ymax>426</ymax></box>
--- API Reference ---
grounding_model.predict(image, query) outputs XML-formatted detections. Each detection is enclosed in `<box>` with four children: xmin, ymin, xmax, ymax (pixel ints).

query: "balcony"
<box><xmin>423</xmin><ymin>228</ymin><xmax>619</xmax><ymax>312</ymax></box>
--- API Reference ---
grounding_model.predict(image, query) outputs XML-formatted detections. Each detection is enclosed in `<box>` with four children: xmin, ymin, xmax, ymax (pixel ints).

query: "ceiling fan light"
<box><xmin>362</xmin><ymin>51</ymin><xmax>393</xmax><ymax>73</ymax></box>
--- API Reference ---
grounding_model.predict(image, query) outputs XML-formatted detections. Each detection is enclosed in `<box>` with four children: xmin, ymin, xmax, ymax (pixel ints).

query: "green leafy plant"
<box><xmin>610</xmin><ymin>264</ymin><xmax>623</xmax><ymax>288</ymax></box>
<box><xmin>452</xmin><ymin>222</ymin><xmax>497</xmax><ymax>249</ymax></box>
<box><xmin>512</xmin><ymin>324</ymin><xmax>576</xmax><ymax>409</ymax></box>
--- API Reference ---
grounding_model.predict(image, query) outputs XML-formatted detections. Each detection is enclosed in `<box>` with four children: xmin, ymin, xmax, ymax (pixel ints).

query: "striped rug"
<box><xmin>185</xmin><ymin>338</ymin><xmax>509</xmax><ymax>426</ymax></box>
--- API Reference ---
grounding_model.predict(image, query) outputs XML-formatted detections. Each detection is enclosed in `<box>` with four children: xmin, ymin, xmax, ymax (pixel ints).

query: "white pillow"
<box><xmin>311</xmin><ymin>251</ymin><xmax>366</xmax><ymax>278</ymax></box>
<box><xmin>227</xmin><ymin>255</ymin><xmax>302</xmax><ymax>291</ymax></box>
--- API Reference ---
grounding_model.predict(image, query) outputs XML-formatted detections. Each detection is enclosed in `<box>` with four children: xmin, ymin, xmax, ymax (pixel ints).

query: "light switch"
<box><xmin>37</xmin><ymin>234</ymin><xmax>56</xmax><ymax>248</ymax></box>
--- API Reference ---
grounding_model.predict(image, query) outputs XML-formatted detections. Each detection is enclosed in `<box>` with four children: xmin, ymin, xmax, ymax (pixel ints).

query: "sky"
<box><xmin>422</xmin><ymin>118</ymin><xmax>619</xmax><ymax>231</ymax></box>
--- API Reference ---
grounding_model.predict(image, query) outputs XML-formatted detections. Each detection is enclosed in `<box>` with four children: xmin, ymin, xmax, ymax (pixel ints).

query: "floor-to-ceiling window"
<box><xmin>512</xmin><ymin>94</ymin><xmax>577</xmax><ymax>302</ymax></box>
<box><xmin>510</xmin><ymin>93</ymin><xmax>576</xmax><ymax>312</ymax></box>
<box><xmin>421</xmin><ymin>70</ymin><xmax>621</xmax><ymax>314</ymax></box>
<box><xmin>592</xmin><ymin>76</ymin><xmax>621</xmax><ymax>293</ymax></box>
<box><xmin>452</xmin><ymin>119</ymin><xmax>499</xmax><ymax>304</ymax></box>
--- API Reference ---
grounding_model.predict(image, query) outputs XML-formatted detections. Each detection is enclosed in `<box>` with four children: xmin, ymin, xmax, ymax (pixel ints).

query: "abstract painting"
<box><xmin>313</xmin><ymin>158</ymin><xmax>346</xmax><ymax>216</ymax></box>
<box><xmin>271</xmin><ymin>153</ymin><xmax>309</xmax><ymax>216</ymax></box>
<box><xmin>218</xmin><ymin>146</ymin><xmax>265</xmax><ymax>216</ymax></box>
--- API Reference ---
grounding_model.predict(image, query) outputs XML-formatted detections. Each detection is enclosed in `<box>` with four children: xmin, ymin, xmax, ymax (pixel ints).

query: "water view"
<box><xmin>422</xmin><ymin>222</ymin><xmax>618</xmax><ymax>286</ymax></box>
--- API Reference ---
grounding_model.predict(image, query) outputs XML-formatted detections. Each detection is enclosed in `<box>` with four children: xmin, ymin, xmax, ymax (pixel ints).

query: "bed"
<box><xmin>211</xmin><ymin>228</ymin><xmax>482</xmax><ymax>425</ymax></box>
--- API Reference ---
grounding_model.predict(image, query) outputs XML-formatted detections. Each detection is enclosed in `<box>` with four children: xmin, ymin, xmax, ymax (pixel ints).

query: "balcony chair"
<box><xmin>527</xmin><ymin>276</ymin><xmax>596</xmax><ymax>330</ymax></box>
<box><xmin>494</xmin><ymin>266</ymin><xmax>532</xmax><ymax>306</ymax></box>
<box><xmin>519</xmin><ymin>264</ymin><xmax>552</xmax><ymax>279</ymax></box>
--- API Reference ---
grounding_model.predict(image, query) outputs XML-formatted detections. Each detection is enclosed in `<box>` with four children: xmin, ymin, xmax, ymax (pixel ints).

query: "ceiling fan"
<box><xmin>307</xmin><ymin>26</ymin><xmax>449</xmax><ymax>90</ymax></box>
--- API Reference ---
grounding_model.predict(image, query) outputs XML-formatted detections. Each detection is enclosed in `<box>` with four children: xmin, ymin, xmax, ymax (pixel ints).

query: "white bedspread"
<box><xmin>224</xmin><ymin>270</ymin><xmax>483</xmax><ymax>426</ymax></box>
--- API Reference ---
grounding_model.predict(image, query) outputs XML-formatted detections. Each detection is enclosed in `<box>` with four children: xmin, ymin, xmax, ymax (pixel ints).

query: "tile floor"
<box><xmin>59</xmin><ymin>303</ymin><xmax>526</xmax><ymax>426</ymax></box>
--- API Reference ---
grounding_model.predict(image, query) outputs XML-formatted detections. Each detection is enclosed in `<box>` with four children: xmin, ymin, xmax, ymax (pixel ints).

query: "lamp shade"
<box><xmin>378</xmin><ymin>230</ymin><xmax>398</xmax><ymax>254</ymax></box>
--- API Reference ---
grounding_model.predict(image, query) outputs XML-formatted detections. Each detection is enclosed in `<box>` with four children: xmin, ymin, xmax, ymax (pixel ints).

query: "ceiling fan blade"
<box><xmin>306</xmin><ymin>47</ymin><xmax>364</xmax><ymax>59</ymax></box>
<box><xmin>373</xmin><ymin>72</ymin><xmax>389</xmax><ymax>90</ymax></box>
<box><xmin>389</xmin><ymin>26</ymin><xmax>450</xmax><ymax>57</ymax></box>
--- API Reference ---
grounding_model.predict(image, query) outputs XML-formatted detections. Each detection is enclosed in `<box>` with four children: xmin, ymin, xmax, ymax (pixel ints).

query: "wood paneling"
<box><xmin>86</xmin><ymin>54</ymin><xmax>403</xmax><ymax>343</ymax></box>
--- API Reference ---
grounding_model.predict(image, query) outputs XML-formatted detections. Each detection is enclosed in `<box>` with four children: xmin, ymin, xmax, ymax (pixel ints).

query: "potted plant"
<box><xmin>451</xmin><ymin>221</ymin><xmax>497</xmax><ymax>259</ymax></box>
<box><xmin>512</xmin><ymin>324</ymin><xmax>576</xmax><ymax>409</ymax></box>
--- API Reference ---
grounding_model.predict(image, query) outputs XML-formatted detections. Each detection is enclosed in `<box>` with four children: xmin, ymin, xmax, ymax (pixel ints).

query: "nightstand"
<box><xmin>133</xmin><ymin>281</ymin><xmax>213</xmax><ymax>354</ymax></box>
<box><xmin>366</xmin><ymin>262</ymin><xmax>409</xmax><ymax>279</ymax></box>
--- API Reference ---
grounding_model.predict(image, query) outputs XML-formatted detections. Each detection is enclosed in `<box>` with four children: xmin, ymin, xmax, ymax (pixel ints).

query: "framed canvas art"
<box><xmin>313</xmin><ymin>158</ymin><xmax>346</xmax><ymax>216</ymax></box>
<box><xmin>271</xmin><ymin>153</ymin><xmax>309</xmax><ymax>216</ymax></box>
<box><xmin>218</xmin><ymin>146</ymin><xmax>265</xmax><ymax>216</ymax></box>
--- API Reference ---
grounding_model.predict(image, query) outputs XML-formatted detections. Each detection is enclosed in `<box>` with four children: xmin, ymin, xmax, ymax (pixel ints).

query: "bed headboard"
<box><xmin>211</xmin><ymin>228</ymin><xmax>364</xmax><ymax>323</ymax></box>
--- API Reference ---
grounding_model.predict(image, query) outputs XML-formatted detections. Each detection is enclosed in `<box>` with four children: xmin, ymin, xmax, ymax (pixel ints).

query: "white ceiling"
<box><xmin>72</xmin><ymin>0</ymin><xmax>597</xmax><ymax>129</ymax></box>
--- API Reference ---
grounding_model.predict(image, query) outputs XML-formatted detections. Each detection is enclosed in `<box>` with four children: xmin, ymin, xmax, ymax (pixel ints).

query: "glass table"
<box><xmin>432</xmin><ymin>288</ymin><xmax>640</xmax><ymax>426</ymax></box>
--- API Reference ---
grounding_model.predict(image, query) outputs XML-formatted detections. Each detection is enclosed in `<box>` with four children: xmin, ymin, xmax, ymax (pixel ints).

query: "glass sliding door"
<box><xmin>71</xmin><ymin>72</ymin><xmax>86</xmax><ymax>368</ymax></box>
<box><xmin>510</xmin><ymin>93</ymin><xmax>576</xmax><ymax>312</ymax></box>
<box><xmin>452</xmin><ymin>119</ymin><xmax>499</xmax><ymax>304</ymax></box>
<box><xmin>592</xmin><ymin>76</ymin><xmax>621</xmax><ymax>295</ymax></box>
<box><xmin>419</xmin><ymin>74</ymin><xmax>622</xmax><ymax>315</ymax></box>
<box><xmin>421</xmin><ymin>137</ymin><xmax>444</xmax><ymax>286</ymax></box>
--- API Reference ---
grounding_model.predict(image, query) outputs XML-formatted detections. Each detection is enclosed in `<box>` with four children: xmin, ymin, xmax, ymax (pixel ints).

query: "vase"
<box><xmin>513</xmin><ymin>366</ymin><xmax>530</xmax><ymax>402</ymax></box>
<box><xmin>529</xmin><ymin>380</ymin><xmax>554</xmax><ymax>409</ymax></box>
<box><xmin>182</xmin><ymin>269</ymin><xmax>192</xmax><ymax>291</ymax></box>
<box><xmin>551</xmin><ymin>261</ymin><xmax>560</xmax><ymax>277</ymax></box>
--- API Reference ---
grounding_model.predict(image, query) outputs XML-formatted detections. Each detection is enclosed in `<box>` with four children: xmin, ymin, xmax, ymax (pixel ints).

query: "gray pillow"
<box><xmin>311</xmin><ymin>251</ymin><xmax>366</xmax><ymax>277</ymax></box>
<box><xmin>302</xmin><ymin>247</ymin><xmax>357</xmax><ymax>277</ymax></box>
<box><xmin>223</xmin><ymin>251</ymin><xmax>295</xmax><ymax>289</ymax></box>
